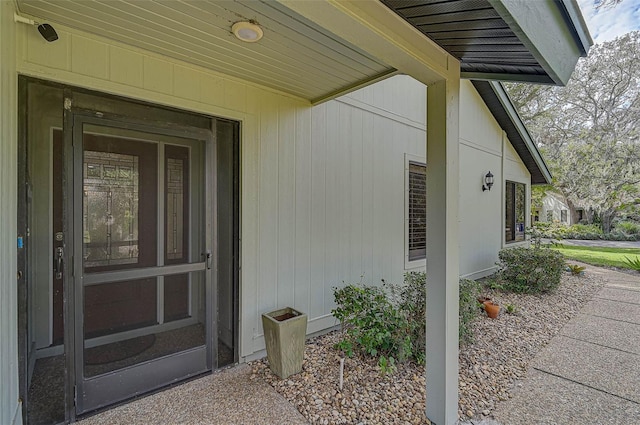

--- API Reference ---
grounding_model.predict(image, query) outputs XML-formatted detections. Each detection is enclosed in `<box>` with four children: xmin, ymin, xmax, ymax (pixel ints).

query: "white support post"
<box><xmin>425</xmin><ymin>78</ymin><xmax>460</xmax><ymax>425</ymax></box>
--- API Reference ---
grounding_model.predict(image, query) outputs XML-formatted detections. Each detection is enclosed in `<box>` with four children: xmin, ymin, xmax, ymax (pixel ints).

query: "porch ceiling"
<box><xmin>17</xmin><ymin>0</ymin><xmax>591</xmax><ymax>102</ymax></box>
<box><xmin>16</xmin><ymin>0</ymin><xmax>396</xmax><ymax>103</ymax></box>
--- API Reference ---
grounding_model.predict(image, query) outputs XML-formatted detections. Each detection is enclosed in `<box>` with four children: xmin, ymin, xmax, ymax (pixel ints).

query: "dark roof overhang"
<box><xmin>472</xmin><ymin>80</ymin><xmax>552</xmax><ymax>184</ymax></box>
<box><xmin>382</xmin><ymin>0</ymin><xmax>592</xmax><ymax>86</ymax></box>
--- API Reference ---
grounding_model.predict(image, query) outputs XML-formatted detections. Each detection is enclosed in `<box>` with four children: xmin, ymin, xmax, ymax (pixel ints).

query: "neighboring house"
<box><xmin>534</xmin><ymin>192</ymin><xmax>582</xmax><ymax>225</ymax></box>
<box><xmin>0</xmin><ymin>2</ymin><xmax>591</xmax><ymax>425</ymax></box>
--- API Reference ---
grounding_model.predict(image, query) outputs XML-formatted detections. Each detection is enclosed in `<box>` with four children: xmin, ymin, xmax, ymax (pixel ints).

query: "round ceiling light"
<box><xmin>232</xmin><ymin>21</ymin><xmax>263</xmax><ymax>43</ymax></box>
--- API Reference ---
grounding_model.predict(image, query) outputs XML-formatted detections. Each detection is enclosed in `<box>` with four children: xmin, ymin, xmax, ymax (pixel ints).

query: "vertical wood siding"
<box><xmin>1</xmin><ymin>2</ymin><xmax>21</xmax><ymax>424</ymax></box>
<box><xmin>15</xmin><ymin>23</ymin><xmax>426</xmax><ymax>358</ymax></box>
<box><xmin>458</xmin><ymin>80</ymin><xmax>530</xmax><ymax>279</ymax></box>
<box><xmin>13</xmin><ymin>25</ymin><xmax>529</xmax><ymax>362</ymax></box>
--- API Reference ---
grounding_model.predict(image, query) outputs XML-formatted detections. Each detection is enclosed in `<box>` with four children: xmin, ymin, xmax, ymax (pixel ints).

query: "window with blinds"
<box><xmin>408</xmin><ymin>162</ymin><xmax>427</xmax><ymax>261</ymax></box>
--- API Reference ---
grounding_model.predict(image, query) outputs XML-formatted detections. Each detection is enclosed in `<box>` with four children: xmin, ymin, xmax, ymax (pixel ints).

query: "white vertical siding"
<box><xmin>458</xmin><ymin>80</ymin><xmax>530</xmax><ymax>279</ymax></box>
<box><xmin>13</xmin><ymin>23</ymin><xmax>531</xmax><ymax>363</ymax></box>
<box><xmin>1</xmin><ymin>2</ymin><xmax>21</xmax><ymax>424</ymax></box>
<box><xmin>15</xmin><ymin>22</ymin><xmax>427</xmax><ymax>359</ymax></box>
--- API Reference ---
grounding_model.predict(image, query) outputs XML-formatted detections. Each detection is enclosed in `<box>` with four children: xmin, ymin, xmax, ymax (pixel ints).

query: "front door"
<box><xmin>70</xmin><ymin>114</ymin><xmax>213</xmax><ymax>414</ymax></box>
<box><xmin>18</xmin><ymin>78</ymin><xmax>240</xmax><ymax>424</ymax></box>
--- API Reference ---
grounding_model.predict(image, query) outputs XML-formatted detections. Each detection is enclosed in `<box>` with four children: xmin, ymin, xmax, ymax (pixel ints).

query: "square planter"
<box><xmin>261</xmin><ymin>307</ymin><xmax>307</xmax><ymax>379</ymax></box>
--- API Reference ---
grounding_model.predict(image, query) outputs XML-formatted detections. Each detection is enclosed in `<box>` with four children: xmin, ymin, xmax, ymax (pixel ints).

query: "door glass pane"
<box><xmin>83</xmin><ymin>151</ymin><xmax>140</xmax><ymax>267</ymax></box>
<box><xmin>82</xmin><ymin>127</ymin><xmax>158</xmax><ymax>271</ymax></box>
<box><xmin>165</xmin><ymin>145</ymin><xmax>190</xmax><ymax>264</ymax></box>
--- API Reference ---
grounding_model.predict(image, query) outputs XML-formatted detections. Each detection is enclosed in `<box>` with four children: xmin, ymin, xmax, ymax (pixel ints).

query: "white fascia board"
<box><xmin>461</xmin><ymin>72</ymin><xmax>555</xmax><ymax>85</ymax></box>
<box><xmin>559</xmin><ymin>0</ymin><xmax>594</xmax><ymax>54</ymax></box>
<box><xmin>488</xmin><ymin>0</ymin><xmax>592</xmax><ymax>86</ymax></box>
<box><xmin>489</xmin><ymin>81</ymin><xmax>553</xmax><ymax>184</ymax></box>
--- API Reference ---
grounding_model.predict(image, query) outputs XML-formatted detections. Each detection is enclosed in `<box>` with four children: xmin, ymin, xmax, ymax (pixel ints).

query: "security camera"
<box><xmin>14</xmin><ymin>13</ymin><xmax>58</xmax><ymax>43</ymax></box>
<box><xmin>37</xmin><ymin>23</ymin><xmax>58</xmax><ymax>42</ymax></box>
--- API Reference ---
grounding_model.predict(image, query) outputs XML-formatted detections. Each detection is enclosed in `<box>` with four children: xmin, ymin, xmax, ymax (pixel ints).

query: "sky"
<box><xmin>577</xmin><ymin>0</ymin><xmax>640</xmax><ymax>43</ymax></box>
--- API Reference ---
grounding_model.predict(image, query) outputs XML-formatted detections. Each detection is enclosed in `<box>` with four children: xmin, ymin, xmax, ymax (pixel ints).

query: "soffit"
<box><xmin>16</xmin><ymin>0</ymin><xmax>395</xmax><ymax>103</ymax></box>
<box><xmin>381</xmin><ymin>0</ymin><xmax>588</xmax><ymax>85</ymax></box>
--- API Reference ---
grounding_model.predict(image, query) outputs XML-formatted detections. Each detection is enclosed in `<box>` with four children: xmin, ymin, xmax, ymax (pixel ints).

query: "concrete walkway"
<box><xmin>77</xmin><ymin>364</ymin><xmax>308</xmax><ymax>425</ymax></box>
<box><xmin>494</xmin><ymin>265</ymin><xmax>640</xmax><ymax>424</ymax></box>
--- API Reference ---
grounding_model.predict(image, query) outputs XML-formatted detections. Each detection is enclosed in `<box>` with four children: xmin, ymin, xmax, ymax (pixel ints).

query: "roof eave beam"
<box><xmin>276</xmin><ymin>0</ymin><xmax>460</xmax><ymax>86</ymax></box>
<box><xmin>311</xmin><ymin>68</ymin><xmax>399</xmax><ymax>105</ymax></box>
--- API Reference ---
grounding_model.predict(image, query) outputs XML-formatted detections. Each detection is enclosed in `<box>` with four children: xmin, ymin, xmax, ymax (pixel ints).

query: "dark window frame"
<box><xmin>408</xmin><ymin>161</ymin><xmax>426</xmax><ymax>261</ymax></box>
<box><xmin>505</xmin><ymin>181</ymin><xmax>526</xmax><ymax>243</ymax></box>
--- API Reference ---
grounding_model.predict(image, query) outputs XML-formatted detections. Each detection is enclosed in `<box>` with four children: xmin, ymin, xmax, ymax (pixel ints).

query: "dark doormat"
<box><xmin>85</xmin><ymin>334</ymin><xmax>156</xmax><ymax>365</ymax></box>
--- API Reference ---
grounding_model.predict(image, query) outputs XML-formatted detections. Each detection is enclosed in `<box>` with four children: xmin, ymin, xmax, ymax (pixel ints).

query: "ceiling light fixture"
<box><xmin>232</xmin><ymin>21</ymin><xmax>263</xmax><ymax>43</ymax></box>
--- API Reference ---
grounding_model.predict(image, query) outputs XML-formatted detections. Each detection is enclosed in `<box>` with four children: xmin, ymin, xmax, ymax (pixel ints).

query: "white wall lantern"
<box><xmin>482</xmin><ymin>171</ymin><xmax>494</xmax><ymax>192</ymax></box>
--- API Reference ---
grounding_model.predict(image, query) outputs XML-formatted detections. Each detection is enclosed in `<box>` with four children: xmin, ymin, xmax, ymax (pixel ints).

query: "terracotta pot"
<box><xmin>477</xmin><ymin>296</ymin><xmax>491</xmax><ymax>304</ymax></box>
<box><xmin>484</xmin><ymin>302</ymin><xmax>500</xmax><ymax>319</ymax></box>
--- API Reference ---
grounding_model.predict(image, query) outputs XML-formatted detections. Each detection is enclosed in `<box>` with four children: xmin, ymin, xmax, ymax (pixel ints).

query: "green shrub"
<box><xmin>332</xmin><ymin>272</ymin><xmax>478</xmax><ymax>367</ymax></box>
<box><xmin>459</xmin><ymin>278</ymin><xmax>481</xmax><ymax>345</ymax></box>
<box><xmin>615</xmin><ymin>221</ymin><xmax>640</xmax><ymax>236</ymax></box>
<box><xmin>497</xmin><ymin>247</ymin><xmax>565</xmax><ymax>293</ymax></box>
<box><xmin>387</xmin><ymin>272</ymin><xmax>426</xmax><ymax>363</ymax></box>
<box><xmin>332</xmin><ymin>284</ymin><xmax>412</xmax><ymax>365</ymax></box>
<box><xmin>534</xmin><ymin>222</ymin><xmax>604</xmax><ymax>240</ymax></box>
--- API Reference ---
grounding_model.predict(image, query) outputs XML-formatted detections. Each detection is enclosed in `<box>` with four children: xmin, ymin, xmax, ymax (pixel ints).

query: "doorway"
<box><xmin>17</xmin><ymin>78</ymin><xmax>240</xmax><ymax>424</ymax></box>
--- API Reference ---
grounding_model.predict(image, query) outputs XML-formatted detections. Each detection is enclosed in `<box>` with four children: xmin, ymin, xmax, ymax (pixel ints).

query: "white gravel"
<box><xmin>251</xmin><ymin>270</ymin><xmax>605</xmax><ymax>424</ymax></box>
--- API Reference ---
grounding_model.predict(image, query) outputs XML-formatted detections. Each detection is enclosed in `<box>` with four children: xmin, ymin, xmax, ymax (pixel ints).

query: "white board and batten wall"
<box><xmin>12</xmin><ymin>21</ymin><xmax>530</xmax><ymax>363</ymax></box>
<box><xmin>14</xmin><ymin>22</ymin><xmax>428</xmax><ymax>361</ymax></box>
<box><xmin>458</xmin><ymin>80</ymin><xmax>531</xmax><ymax>280</ymax></box>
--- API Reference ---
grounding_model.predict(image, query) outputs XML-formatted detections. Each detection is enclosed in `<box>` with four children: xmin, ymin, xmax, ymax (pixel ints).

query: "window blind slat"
<box><xmin>408</xmin><ymin>162</ymin><xmax>426</xmax><ymax>261</ymax></box>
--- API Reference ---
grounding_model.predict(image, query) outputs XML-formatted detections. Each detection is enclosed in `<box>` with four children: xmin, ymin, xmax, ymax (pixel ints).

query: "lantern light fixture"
<box><xmin>482</xmin><ymin>171</ymin><xmax>494</xmax><ymax>192</ymax></box>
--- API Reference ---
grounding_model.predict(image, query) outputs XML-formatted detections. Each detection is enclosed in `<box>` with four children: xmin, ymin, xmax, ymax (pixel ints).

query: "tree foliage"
<box><xmin>505</xmin><ymin>31</ymin><xmax>640</xmax><ymax>232</ymax></box>
<box><xmin>595</xmin><ymin>0</ymin><xmax>623</xmax><ymax>9</ymax></box>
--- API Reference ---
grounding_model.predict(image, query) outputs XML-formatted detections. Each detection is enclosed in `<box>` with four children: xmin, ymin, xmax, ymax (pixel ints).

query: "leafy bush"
<box><xmin>387</xmin><ymin>272</ymin><xmax>426</xmax><ymax>363</ymax></box>
<box><xmin>615</xmin><ymin>221</ymin><xmax>640</xmax><ymax>236</ymax></box>
<box><xmin>332</xmin><ymin>272</ymin><xmax>479</xmax><ymax>368</ymax></box>
<box><xmin>534</xmin><ymin>222</ymin><xmax>640</xmax><ymax>241</ymax></box>
<box><xmin>332</xmin><ymin>284</ymin><xmax>412</xmax><ymax>366</ymax></box>
<box><xmin>609</xmin><ymin>221</ymin><xmax>640</xmax><ymax>241</ymax></box>
<box><xmin>459</xmin><ymin>278</ymin><xmax>481</xmax><ymax>345</ymax></box>
<box><xmin>533</xmin><ymin>222</ymin><xmax>604</xmax><ymax>240</ymax></box>
<box><xmin>497</xmin><ymin>247</ymin><xmax>565</xmax><ymax>293</ymax></box>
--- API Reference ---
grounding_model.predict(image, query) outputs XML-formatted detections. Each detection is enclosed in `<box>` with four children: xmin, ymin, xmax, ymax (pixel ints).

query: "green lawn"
<box><xmin>550</xmin><ymin>244</ymin><xmax>640</xmax><ymax>270</ymax></box>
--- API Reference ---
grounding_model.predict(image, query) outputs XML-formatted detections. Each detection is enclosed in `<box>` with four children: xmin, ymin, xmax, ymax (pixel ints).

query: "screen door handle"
<box><xmin>205</xmin><ymin>251</ymin><xmax>212</xmax><ymax>270</ymax></box>
<box><xmin>55</xmin><ymin>247</ymin><xmax>64</xmax><ymax>279</ymax></box>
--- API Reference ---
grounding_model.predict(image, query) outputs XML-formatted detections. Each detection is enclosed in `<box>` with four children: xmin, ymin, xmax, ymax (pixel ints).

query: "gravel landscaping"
<box><xmin>251</xmin><ymin>270</ymin><xmax>605</xmax><ymax>424</ymax></box>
